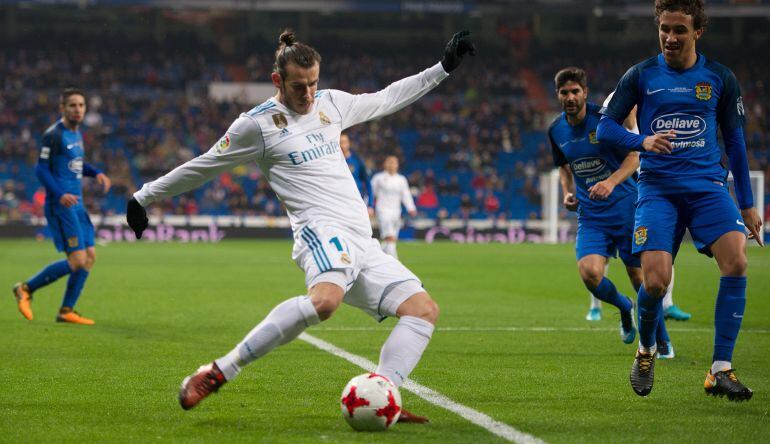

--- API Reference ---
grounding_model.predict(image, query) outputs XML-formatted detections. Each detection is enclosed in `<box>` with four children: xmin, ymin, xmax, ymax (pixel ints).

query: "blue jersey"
<box><xmin>39</xmin><ymin>121</ymin><xmax>86</xmax><ymax>202</ymax></box>
<box><xmin>346</xmin><ymin>151</ymin><xmax>373</xmax><ymax>206</ymax></box>
<box><xmin>549</xmin><ymin>103</ymin><xmax>637</xmax><ymax>225</ymax></box>
<box><xmin>602</xmin><ymin>53</ymin><xmax>745</xmax><ymax>198</ymax></box>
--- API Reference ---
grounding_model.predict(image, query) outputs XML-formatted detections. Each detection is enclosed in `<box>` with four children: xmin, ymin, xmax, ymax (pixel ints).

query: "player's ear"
<box><xmin>271</xmin><ymin>72</ymin><xmax>282</xmax><ymax>89</ymax></box>
<box><xmin>694</xmin><ymin>28</ymin><xmax>704</xmax><ymax>40</ymax></box>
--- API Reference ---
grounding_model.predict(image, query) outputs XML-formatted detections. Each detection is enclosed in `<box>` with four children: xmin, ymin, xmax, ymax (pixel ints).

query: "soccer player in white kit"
<box><xmin>371</xmin><ymin>155</ymin><xmax>417</xmax><ymax>259</ymax></box>
<box><xmin>126</xmin><ymin>30</ymin><xmax>475</xmax><ymax>422</ymax></box>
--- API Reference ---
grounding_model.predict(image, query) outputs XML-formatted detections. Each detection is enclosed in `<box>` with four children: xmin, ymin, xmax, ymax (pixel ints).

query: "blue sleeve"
<box><xmin>596</xmin><ymin>116</ymin><xmax>646</xmax><ymax>152</ymax></box>
<box><xmin>36</xmin><ymin>132</ymin><xmax>64</xmax><ymax>200</ymax></box>
<box><xmin>600</xmin><ymin>66</ymin><xmax>640</xmax><ymax>123</ymax></box>
<box><xmin>548</xmin><ymin>128</ymin><xmax>568</xmax><ymax>167</ymax></box>
<box><xmin>717</xmin><ymin>69</ymin><xmax>746</xmax><ymax>131</ymax></box>
<box><xmin>723</xmin><ymin>126</ymin><xmax>754</xmax><ymax>209</ymax></box>
<box><xmin>83</xmin><ymin>162</ymin><xmax>103</xmax><ymax>177</ymax></box>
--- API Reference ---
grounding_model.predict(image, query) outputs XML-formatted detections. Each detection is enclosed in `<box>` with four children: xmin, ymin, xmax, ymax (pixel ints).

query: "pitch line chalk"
<box><xmin>299</xmin><ymin>332</ymin><xmax>545</xmax><ymax>444</ymax></box>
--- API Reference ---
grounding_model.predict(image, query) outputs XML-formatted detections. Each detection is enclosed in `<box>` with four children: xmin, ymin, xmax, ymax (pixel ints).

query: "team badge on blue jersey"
<box><xmin>319</xmin><ymin>111</ymin><xmax>331</xmax><ymax>125</ymax></box>
<box><xmin>634</xmin><ymin>226</ymin><xmax>648</xmax><ymax>246</ymax></box>
<box><xmin>273</xmin><ymin>113</ymin><xmax>288</xmax><ymax>129</ymax></box>
<box><xmin>68</xmin><ymin>236</ymin><xmax>79</xmax><ymax>248</ymax></box>
<box><xmin>589</xmin><ymin>131</ymin><xmax>598</xmax><ymax>144</ymax></box>
<box><xmin>695</xmin><ymin>82</ymin><xmax>712</xmax><ymax>101</ymax></box>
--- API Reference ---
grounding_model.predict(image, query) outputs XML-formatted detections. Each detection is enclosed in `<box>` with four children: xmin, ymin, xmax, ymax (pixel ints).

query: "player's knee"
<box><xmin>399</xmin><ymin>293</ymin><xmax>439</xmax><ymax>325</ymax></box>
<box><xmin>67</xmin><ymin>253</ymin><xmax>88</xmax><ymax>271</ymax></box>
<box><xmin>311</xmin><ymin>295</ymin><xmax>342</xmax><ymax>321</ymax></box>
<box><xmin>720</xmin><ymin>254</ymin><xmax>748</xmax><ymax>277</ymax></box>
<box><xmin>643</xmin><ymin>278</ymin><xmax>669</xmax><ymax>298</ymax></box>
<box><xmin>578</xmin><ymin>264</ymin><xmax>603</xmax><ymax>289</ymax></box>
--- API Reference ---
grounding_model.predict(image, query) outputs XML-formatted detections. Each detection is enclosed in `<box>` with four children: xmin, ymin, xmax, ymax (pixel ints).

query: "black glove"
<box><xmin>127</xmin><ymin>197</ymin><xmax>149</xmax><ymax>239</ymax></box>
<box><xmin>441</xmin><ymin>30</ymin><xmax>476</xmax><ymax>73</ymax></box>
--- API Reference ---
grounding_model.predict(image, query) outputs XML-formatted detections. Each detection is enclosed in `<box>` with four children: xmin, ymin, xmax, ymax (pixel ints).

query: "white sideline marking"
<box><xmin>299</xmin><ymin>332</ymin><xmax>545</xmax><ymax>444</ymax></box>
<box><xmin>310</xmin><ymin>326</ymin><xmax>770</xmax><ymax>334</ymax></box>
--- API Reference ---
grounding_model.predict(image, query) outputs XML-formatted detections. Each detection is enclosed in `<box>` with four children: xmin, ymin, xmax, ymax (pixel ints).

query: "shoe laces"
<box><xmin>724</xmin><ymin>369</ymin><xmax>738</xmax><ymax>383</ymax></box>
<box><xmin>194</xmin><ymin>369</ymin><xmax>224</xmax><ymax>396</ymax></box>
<box><xmin>638</xmin><ymin>353</ymin><xmax>654</xmax><ymax>373</ymax></box>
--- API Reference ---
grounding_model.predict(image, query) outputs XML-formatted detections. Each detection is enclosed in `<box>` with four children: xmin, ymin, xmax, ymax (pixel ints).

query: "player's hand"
<box><xmin>588</xmin><ymin>179</ymin><xmax>615</xmax><ymax>200</ymax></box>
<box><xmin>741</xmin><ymin>207</ymin><xmax>764</xmax><ymax>247</ymax></box>
<box><xmin>440</xmin><ymin>30</ymin><xmax>476</xmax><ymax>73</ymax></box>
<box><xmin>96</xmin><ymin>173</ymin><xmax>112</xmax><ymax>194</ymax></box>
<box><xmin>368</xmin><ymin>207</ymin><xmax>375</xmax><ymax>217</ymax></box>
<box><xmin>563</xmin><ymin>193</ymin><xmax>578</xmax><ymax>211</ymax></box>
<box><xmin>126</xmin><ymin>197</ymin><xmax>149</xmax><ymax>239</ymax></box>
<box><xmin>408</xmin><ymin>210</ymin><xmax>418</xmax><ymax>218</ymax></box>
<box><xmin>59</xmin><ymin>193</ymin><xmax>78</xmax><ymax>208</ymax></box>
<box><xmin>642</xmin><ymin>130</ymin><xmax>676</xmax><ymax>154</ymax></box>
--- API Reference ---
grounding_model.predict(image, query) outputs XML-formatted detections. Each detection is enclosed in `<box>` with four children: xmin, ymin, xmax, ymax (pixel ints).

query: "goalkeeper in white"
<box><xmin>126</xmin><ymin>29</ymin><xmax>475</xmax><ymax>422</ymax></box>
<box><xmin>371</xmin><ymin>155</ymin><xmax>417</xmax><ymax>259</ymax></box>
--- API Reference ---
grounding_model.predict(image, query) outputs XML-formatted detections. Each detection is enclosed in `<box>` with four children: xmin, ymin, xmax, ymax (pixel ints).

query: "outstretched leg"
<box><xmin>178</xmin><ymin>281</ymin><xmax>341</xmax><ymax>410</ymax></box>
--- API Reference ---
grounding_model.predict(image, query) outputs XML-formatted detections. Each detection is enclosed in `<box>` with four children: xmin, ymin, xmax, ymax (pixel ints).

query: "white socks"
<box><xmin>381</xmin><ymin>241</ymin><xmax>398</xmax><ymax>258</ymax></box>
<box><xmin>375</xmin><ymin>316</ymin><xmax>434</xmax><ymax>387</ymax></box>
<box><xmin>711</xmin><ymin>360</ymin><xmax>731</xmax><ymax>374</ymax></box>
<box><xmin>662</xmin><ymin>267</ymin><xmax>676</xmax><ymax>309</ymax></box>
<box><xmin>216</xmin><ymin>296</ymin><xmax>320</xmax><ymax>381</ymax></box>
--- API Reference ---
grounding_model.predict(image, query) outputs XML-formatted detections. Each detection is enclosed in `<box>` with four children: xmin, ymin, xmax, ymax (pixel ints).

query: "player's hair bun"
<box><xmin>279</xmin><ymin>29</ymin><xmax>296</xmax><ymax>47</ymax></box>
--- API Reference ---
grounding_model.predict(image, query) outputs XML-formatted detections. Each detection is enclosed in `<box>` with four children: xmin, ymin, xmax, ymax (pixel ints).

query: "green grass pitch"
<box><xmin>2</xmin><ymin>239</ymin><xmax>769</xmax><ymax>443</ymax></box>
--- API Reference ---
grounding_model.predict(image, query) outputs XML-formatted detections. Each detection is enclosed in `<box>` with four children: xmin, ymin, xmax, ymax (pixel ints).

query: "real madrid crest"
<box><xmin>695</xmin><ymin>82</ymin><xmax>712</xmax><ymax>101</ymax></box>
<box><xmin>319</xmin><ymin>111</ymin><xmax>331</xmax><ymax>125</ymax></box>
<box><xmin>273</xmin><ymin>113</ymin><xmax>288</xmax><ymax>129</ymax></box>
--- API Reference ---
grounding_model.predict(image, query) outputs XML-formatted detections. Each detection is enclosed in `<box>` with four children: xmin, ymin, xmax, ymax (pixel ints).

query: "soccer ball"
<box><xmin>340</xmin><ymin>373</ymin><xmax>402</xmax><ymax>431</ymax></box>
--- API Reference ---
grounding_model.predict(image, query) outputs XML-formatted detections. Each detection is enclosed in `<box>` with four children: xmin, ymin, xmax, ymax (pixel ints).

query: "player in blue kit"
<box><xmin>340</xmin><ymin>133</ymin><xmax>374</xmax><ymax>212</ymax></box>
<box><xmin>12</xmin><ymin>88</ymin><xmax>111</xmax><ymax>325</ymax></box>
<box><xmin>597</xmin><ymin>0</ymin><xmax>763</xmax><ymax>401</ymax></box>
<box><xmin>548</xmin><ymin>68</ymin><xmax>674</xmax><ymax>355</ymax></box>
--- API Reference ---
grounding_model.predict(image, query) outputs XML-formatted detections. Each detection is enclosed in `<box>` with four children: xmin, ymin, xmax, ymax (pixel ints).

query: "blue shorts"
<box><xmin>576</xmin><ymin>222</ymin><xmax>641</xmax><ymax>268</ymax></box>
<box><xmin>632</xmin><ymin>189</ymin><xmax>745</xmax><ymax>258</ymax></box>
<box><xmin>46</xmin><ymin>204</ymin><xmax>94</xmax><ymax>253</ymax></box>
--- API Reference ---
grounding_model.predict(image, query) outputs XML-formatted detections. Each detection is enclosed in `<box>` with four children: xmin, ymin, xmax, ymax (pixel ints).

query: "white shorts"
<box><xmin>292</xmin><ymin>224</ymin><xmax>423</xmax><ymax>321</ymax></box>
<box><xmin>376</xmin><ymin>212</ymin><xmax>402</xmax><ymax>239</ymax></box>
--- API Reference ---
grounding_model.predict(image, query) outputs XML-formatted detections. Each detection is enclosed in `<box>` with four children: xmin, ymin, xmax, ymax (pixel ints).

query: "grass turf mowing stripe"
<box><xmin>310</xmin><ymin>326</ymin><xmax>770</xmax><ymax>334</ymax></box>
<box><xmin>299</xmin><ymin>332</ymin><xmax>545</xmax><ymax>444</ymax></box>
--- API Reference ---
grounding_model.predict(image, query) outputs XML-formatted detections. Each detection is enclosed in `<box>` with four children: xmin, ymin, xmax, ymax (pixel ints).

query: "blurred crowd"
<box><xmin>1</xmin><ymin>42</ymin><xmax>769</xmax><ymax>223</ymax></box>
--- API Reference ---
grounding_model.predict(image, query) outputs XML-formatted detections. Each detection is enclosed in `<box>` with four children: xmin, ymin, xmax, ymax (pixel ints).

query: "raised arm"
<box><xmin>330</xmin><ymin>31</ymin><xmax>475</xmax><ymax>129</ymax></box>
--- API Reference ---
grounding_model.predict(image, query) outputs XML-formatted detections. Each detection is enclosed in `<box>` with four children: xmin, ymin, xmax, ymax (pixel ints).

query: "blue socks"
<box><xmin>656</xmin><ymin>309</ymin><xmax>670</xmax><ymax>344</ymax></box>
<box><xmin>589</xmin><ymin>277</ymin><xmax>633</xmax><ymax>313</ymax></box>
<box><xmin>713</xmin><ymin>276</ymin><xmax>747</xmax><ymax>363</ymax></box>
<box><xmin>62</xmin><ymin>269</ymin><xmax>89</xmax><ymax>309</ymax></box>
<box><xmin>637</xmin><ymin>285</ymin><xmax>662</xmax><ymax>348</ymax></box>
<box><xmin>26</xmin><ymin>260</ymin><xmax>72</xmax><ymax>292</ymax></box>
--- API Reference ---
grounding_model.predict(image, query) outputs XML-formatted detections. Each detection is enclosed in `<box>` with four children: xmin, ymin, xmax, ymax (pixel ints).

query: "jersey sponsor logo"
<box><xmin>737</xmin><ymin>96</ymin><xmax>745</xmax><ymax>116</ymax></box>
<box><xmin>650</xmin><ymin>113</ymin><xmax>707</xmax><ymax>140</ymax></box>
<box><xmin>288</xmin><ymin>133</ymin><xmax>340</xmax><ymax>165</ymax></box>
<box><xmin>319</xmin><ymin>111</ymin><xmax>331</xmax><ymax>125</ymax></box>
<box><xmin>646</xmin><ymin>88</ymin><xmax>665</xmax><ymax>95</ymax></box>
<box><xmin>570</xmin><ymin>157</ymin><xmax>606</xmax><ymax>178</ymax></box>
<box><xmin>68</xmin><ymin>157</ymin><xmax>83</xmax><ymax>175</ymax></box>
<box><xmin>40</xmin><ymin>146</ymin><xmax>51</xmax><ymax>159</ymax></box>
<box><xmin>695</xmin><ymin>82</ymin><xmax>712</xmax><ymax>101</ymax></box>
<box><xmin>272</xmin><ymin>113</ymin><xmax>288</xmax><ymax>129</ymax></box>
<box><xmin>634</xmin><ymin>226</ymin><xmax>648</xmax><ymax>246</ymax></box>
<box><xmin>588</xmin><ymin>131</ymin><xmax>598</xmax><ymax>144</ymax></box>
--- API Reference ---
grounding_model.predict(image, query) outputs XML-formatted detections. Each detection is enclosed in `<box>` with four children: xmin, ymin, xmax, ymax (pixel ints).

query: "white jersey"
<box><xmin>134</xmin><ymin>63</ymin><xmax>449</xmax><ymax>240</ymax></box>
<box><xmin>371</xmin><ymin>172</ymin><xmax>416</xmax><ymax>216</ymax></box>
